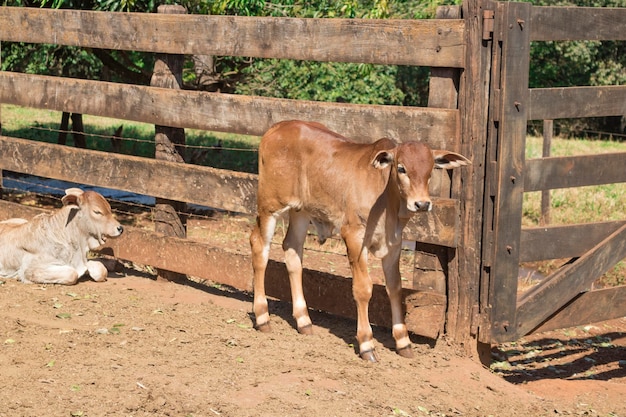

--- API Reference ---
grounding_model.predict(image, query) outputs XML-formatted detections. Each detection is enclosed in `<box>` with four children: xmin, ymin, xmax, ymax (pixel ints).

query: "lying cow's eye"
<box><xmin>397</xmin><ymin>164</ymin><xmax>407</xmax><ymax>174</ymax></box>
<box><xmin>93</xmin><ymin>210</ymin><xmax>103</xmax><ymax>216</ymax></box>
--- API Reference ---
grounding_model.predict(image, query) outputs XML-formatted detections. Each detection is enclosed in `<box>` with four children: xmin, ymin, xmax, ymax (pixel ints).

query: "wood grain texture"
<box><xmin>513</xmin><ymin>224</ymin><xmax>626</xmax><ymax>341</ymax></box>
<box><xmin>524</xmin><ymin>152</ymin><xmax>626</xmax><ymax>192</ymax></box>
<box><xmin>531</xmin><ymin>6</ymin><xmax>626</xmax><ymax>41</ymax></box>
<box><xmin>0</xmin><ymin>136</ymin><xmax>258</xmax><ymax>214</ymax></box>
<box><xmin>0</xmin><ymin>7</ymin><xmax>464</xmax><ymax>67</ymax></box>
<box><xmin>520</xmin><ymin>221</ymin><xmax>626</xmax><ymax>263</ymax></box>
<box><xmin>528</xmin><ymin>86</ymin><xmax>626</xmax><ymax>121</ymax></box>
<box><xmin>485</xmin><ymin>1</ymin><xmax>531</xmax><ymax>342</ymax></box>
<box><xmin>531</xmin><ymin>286</ymin><xmax>626</xmax><ymax>334</ymax></box>
<box><xmin>0</xmin><ymin>72</ymin><xmax>459</xmax><ymax>148</ymax></box>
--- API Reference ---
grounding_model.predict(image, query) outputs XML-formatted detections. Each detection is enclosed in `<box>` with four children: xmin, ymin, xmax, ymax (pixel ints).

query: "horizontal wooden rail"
<box><xmin>532</xmin><ymin>286</ymin><xmax>626</xmax><ymax>334</ymax></box>
<box><xmin>524</xmin><ymin>152</ymin><xmax>626</xmax><ymax>192</ymax></box>
<box><xmin>0</xmin><ymin>136</ymin><xmax>258</xmax><ymax>214</ymax></box>
<box><xmin>531</xmin><ymin>6</ymin><xmax>626</xmax><ymax>41</ymax></box>
<box><xmin>0</xmin><ymin>7</ymin><xmax>465</xmax><ymax>68</ymax></box>
<box><xmin>0</xmin><ymin>135</ymin><xmax>459</xmax><ymax>245</ymax></box>
<box><xmin>528</xmin><ymin>86</ymin><xmax>626</xmax><ymax>121</ymax></box>
<box><xmin>0</xmin><ymin>72</ymin><xmax>459</xmax><ymax>148</ymax></box>
<box><xmin>520</xmin><ymin>221</ymin><xmax>626</xmax><ymax>263</ymax></box>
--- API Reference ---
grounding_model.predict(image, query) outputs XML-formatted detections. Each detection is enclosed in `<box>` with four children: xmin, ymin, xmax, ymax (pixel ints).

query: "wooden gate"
<box><xmin>479</xmin><ymin>2</ymin><xmax>626</xmax><ymax>344</ymax></box>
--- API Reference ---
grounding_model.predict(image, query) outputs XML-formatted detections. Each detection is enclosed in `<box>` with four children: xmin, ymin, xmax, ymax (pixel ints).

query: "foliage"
<box><xmin>0</xmin><ymin>0</ymin><xmax>624</xmax><ymax>126</ymax></box>
<box><xmin>236</xmin><ymin>60</ymin><xmax>405</xmax><ymax>105</ymax></box>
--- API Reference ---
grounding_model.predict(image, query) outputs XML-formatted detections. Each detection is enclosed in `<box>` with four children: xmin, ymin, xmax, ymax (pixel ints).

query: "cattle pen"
<box><xmin>0</xmin><ymin>0</ymin><xmax>625</xmax><ymax>359</ymax></box>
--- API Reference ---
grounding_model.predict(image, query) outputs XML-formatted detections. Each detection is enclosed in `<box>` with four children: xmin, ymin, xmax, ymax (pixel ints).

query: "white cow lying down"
<box><xmin>0</xmin><ymin>188</ymin><xmax>124</xmax><ymax>285</ymax></box>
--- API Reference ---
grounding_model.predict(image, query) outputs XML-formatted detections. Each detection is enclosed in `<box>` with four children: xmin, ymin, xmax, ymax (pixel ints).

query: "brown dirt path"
<box><xmin>1</xmin><ymin>270</ymin><xmax>625</xmax><ymax>417</ymax></box>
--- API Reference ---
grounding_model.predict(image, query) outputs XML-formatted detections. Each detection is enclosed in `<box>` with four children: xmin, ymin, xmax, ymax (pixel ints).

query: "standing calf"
<box><xmin>250</xmin><ymin>120</ymin><xmax>470</xmax><ymax>361</ymax></box>
<box><xmin>0</xmin><ymin>188</ymin><xmax>123</xmax><ymax>285</ymax></box>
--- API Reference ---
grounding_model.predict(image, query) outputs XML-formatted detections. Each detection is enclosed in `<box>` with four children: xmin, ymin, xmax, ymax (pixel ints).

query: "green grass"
<box><xmin>523</xmin><ymin>135</ymin><xmax>626</xmax><ymax>287</ymax></box>
<box><xmin>0</xmin><ymin>104</ymin><xmax>260</xmax><ymax>173</ymax></box>
<box><xmin>523</xmin><ymin>135</ymin><xmax>626</xmax><ymax>227</ymax></box>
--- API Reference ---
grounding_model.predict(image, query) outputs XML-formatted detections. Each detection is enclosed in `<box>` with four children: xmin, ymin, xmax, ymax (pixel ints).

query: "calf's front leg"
<box><xmin>343</xmin><ymin>230</ymin><xmax>378</xmax><ymax>362</ymax></box>
<box><xmin>382</xmin><ymin>247</ymin><xmax>413</xmax><ymax>358</ymax></box>
<box><xmin>87</xmin><ymin>260</ymin><xmax>109</xmax><ymax>282</ymax></box>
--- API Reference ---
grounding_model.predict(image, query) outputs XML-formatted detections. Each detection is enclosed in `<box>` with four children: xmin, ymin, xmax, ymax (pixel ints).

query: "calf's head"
<box><xmin>372</xmin><ymin>141</ymin><xmax>470</xmax><ymax>212</ymax></box>
<box><xmin>62</xmin><ymin>188</ymin><xmax>124</xmax><ymax>248</ymax></box>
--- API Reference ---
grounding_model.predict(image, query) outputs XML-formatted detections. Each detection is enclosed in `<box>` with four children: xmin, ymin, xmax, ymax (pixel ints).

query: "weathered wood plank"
<box><xmin>524</xmin><ymin>152</ymin><xmax>626</xmax><ymax>192</ymax></box>
<box><xmin>0</xmin><ymin>199</ymin><xmax>445</xmax><ymax>338</ymax></box>
<box><xmin>531</xmin><ymin>286</ymin><xmax>626</xmax><ymax>334</ymax></box>
<box><xmin>513</xmin><ymin>224</ymin><xmax>626</xmax><ymax>342</ymax></box>
<box><xmin>531</xmin><ymin>6</ymin><xmax>626</xmax><ymax>41</ymax></box>
<box><xmin>0</xmin><ymin>136</ymin><xmax>258</xmax><ymax>214</ymax></box>
<box><xmin>528</xmin><ymin>86</ymin><xmax>626</xmax><ymax>121</ymax></box>
<box><xmin>0</xmin><ymin>7</ymin><xmax>465</xmax><ymax>67</ymax></box>
<box><xmin>0</xmin><ymin>72</ymin><xmax>459</xmax><ymax>149</ymax></box>
<box><xmin>521</xmin><ymin>221</ymin><xmax>626</xmax><ymax>263</ymax></box>
<box><xmin>404</xmin><ymin>198</ymin><xmax>459</xmax><ymax>248</ymax></box>
<box><xmin>451</xmin><ymin>0</ymin><xmax>494</xmax><ymax>347</ymax></box>
<box><xmin>485</xmin><ymin>2</ymin><xmax>531</xmax><ymax>343</ymax></box>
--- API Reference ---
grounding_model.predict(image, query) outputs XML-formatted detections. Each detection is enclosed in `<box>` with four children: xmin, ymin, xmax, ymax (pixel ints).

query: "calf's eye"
<box><xmin>397</xmin><ymin>164</ymin><xmax>407</xmax><ymax>174</ymax></box>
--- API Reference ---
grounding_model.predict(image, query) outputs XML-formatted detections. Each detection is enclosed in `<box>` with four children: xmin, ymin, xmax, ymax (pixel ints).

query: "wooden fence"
<box><xmin>0</xmin><ymin>1</ymin><xmax>625</xmax><ymax>352</ymax></box>
<box><xmin>0</xmin><ymin>4</ymin><xmax>470</xmax><ymax>342</ymax></box>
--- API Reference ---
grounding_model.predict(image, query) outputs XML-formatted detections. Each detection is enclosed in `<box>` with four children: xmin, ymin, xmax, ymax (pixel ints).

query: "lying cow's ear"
<box><xmin>372</xmin><ymin>150</ymin><xmax>394</xmax><ymax>169</ymax></box>
<box><xmin>432</xmin><ymin>150</ymin><xmax>471</xmax><ymax>169</ymax></box>
<box><xmin>62</xmin><ymin>188</ymin><xmax>84</xmax><ymax>207</ymax></box>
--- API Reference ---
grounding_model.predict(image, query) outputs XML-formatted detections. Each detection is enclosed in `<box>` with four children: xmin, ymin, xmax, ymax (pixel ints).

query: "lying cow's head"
<box><xmin>62</xmin><ymin>188</ymin><xmax>124</xmax><ymax>248</ymax></box>
<box><xmin>372</xmin><ymin>142</ymin><xmax>470</xmax><ymax>212</ymax></box>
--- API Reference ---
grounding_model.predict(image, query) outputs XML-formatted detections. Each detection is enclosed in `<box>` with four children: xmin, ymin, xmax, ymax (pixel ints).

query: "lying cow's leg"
<box><xmin>343</xmin><ymin>230</ymin><xmax>378</xmax><ymax>362</ymax></box>
<box><xmin>250</xmin><ymin>214</ymin><xmax>277</xmax><ymax>332</ymax></box>
<box><xmin>382</xmin><ymin>246</ymin><xmax>413</xmax><ymax>358</ymax></box>
<box><xmin>282</xmin><ymin>210</ymin><xmax>313</xmax><ymax>334</ymax></box>
<box><xmin>87</xmin><ymin>260</ymin><xmax>108</xmax><ymax>282</ymax></box>
<box><xmin>23</xmin><ymin>259</ymin><xmax>79</xmax><ymax>285</ymax></box>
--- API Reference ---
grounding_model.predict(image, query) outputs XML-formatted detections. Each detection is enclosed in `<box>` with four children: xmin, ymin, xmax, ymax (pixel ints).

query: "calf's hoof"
<box><xmin>297</xmin><ymin>323</ymin><xmax>314</xmax><ymax>335</ymax></box>
<box><xmin>396</xmin><ymin>345</ymin><xmax>414</xmax><ymax>358</ymax></box>
<box><xmin>359</xmin><ymin>348</ymin><xmax>380</xmax><ymax>363</ymax></box>
<box><xmin>255</xmin><ymin>322</ymin><xmax>272</xmax><ymax>333</ymax></box>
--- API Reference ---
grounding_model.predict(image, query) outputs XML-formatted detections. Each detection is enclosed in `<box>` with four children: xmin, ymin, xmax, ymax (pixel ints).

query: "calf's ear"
<box><xmin>372</xmin><ymin>150</ymin><xmax>394</xmax><ymax>169</ymax></box>
<box><xmin>432</xmin><ymin>150</ymin><xmax>471</xmax><ymax>169</ymax></box>
<box><xmin>62</xmin><ymin>188</ymin><xmax>84</xmax><ymax>207</ymax></box>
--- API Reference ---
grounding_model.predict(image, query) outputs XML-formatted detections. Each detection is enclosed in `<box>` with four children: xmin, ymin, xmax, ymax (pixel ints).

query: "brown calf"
<box><xmin>0</xmin><ymin>188</ymin><xmax>123</xmax><ymax>285</ymax></box>
<box><xmin>250</xmin><ymin>120</ymin><xmax>470</xmax><ymax>361</ymax></box>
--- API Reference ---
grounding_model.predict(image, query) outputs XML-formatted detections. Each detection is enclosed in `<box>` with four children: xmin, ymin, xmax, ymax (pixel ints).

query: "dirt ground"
<box><xmin>1</xmin><ymin>265</ymin><xmax>625</xmax><ymax>417</ymax></box>
<box><xmin>1</xmin><ymin>192</ymin><xmax>626</xmax><ymax>416</ymax></box>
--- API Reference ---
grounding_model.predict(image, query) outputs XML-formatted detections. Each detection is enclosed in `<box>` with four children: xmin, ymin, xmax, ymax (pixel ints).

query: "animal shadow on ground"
<box><xmin>492</xmin><ymin>332</ymin><xmax>626</xmax><ymax>384</ymax></box>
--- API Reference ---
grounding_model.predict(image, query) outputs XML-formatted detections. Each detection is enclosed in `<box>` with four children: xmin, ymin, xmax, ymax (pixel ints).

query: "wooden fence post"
<box><xmin>150</xmin><ymin>4</ymin><xmax>188</xmax><ymax>282</ymax></box>
<box><xmin>540</xmin><ymin>119</ymin><xmax>553</xmax><ymax>226</ymax></box>
<box><xmin>411</xmin><ymin>5</ymin><xmax>462</xmax><ymax>339</ymax></box>
<box><xmin>451</xmin><ymin>0</ymin><xmax>494</xmax><ymax>357</ymax></box>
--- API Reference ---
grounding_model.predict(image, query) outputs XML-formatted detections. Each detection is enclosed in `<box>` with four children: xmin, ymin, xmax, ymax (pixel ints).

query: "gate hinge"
<box><xmin>483</xmin><ymin>10</ymin><xmax>495</xmax><ymax>41</ymax></box>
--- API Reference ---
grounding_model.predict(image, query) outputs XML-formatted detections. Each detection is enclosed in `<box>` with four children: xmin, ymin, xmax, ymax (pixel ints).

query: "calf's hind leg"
<box><xmin>282</xmin><ymin>210</ymin><xmax>313</xmax><ymax>334</ymax></box>
<box><xmin>250</xmin><ymin>213</ymin><xmax>277</xmax><ymax>331</ymax></box>
<box><xmin>23</xmin><ymin>257</ymin><xmax>79</xmax><ymax>285</ymax></box>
